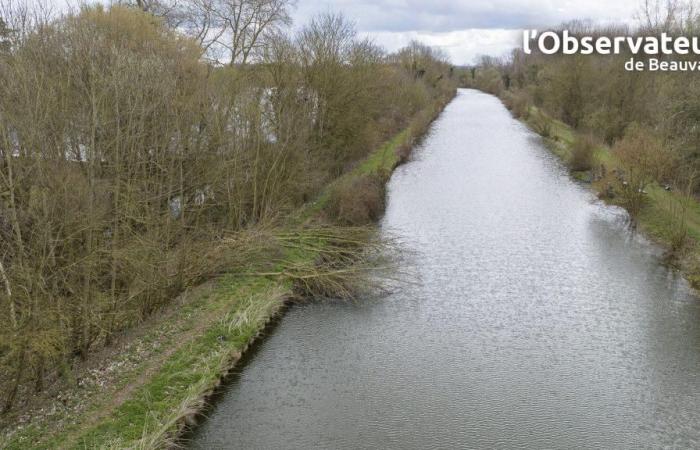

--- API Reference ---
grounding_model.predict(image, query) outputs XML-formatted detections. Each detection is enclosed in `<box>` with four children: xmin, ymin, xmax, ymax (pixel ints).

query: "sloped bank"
<box><xmin>0</xmin><ymin>92</ymin><xmax>454</xmax><ymax>450</ymax></box>
<box><xmin>499</xmin><ymin>95</ymin><xmax>700</xmax><ymax>291</ymax></box>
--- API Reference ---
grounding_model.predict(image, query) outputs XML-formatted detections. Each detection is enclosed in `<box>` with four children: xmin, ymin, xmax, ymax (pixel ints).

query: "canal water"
<box><xmin>190</xmin><ymin>89</ymin><xmax>700</xmax><ymax>449</ymax></box>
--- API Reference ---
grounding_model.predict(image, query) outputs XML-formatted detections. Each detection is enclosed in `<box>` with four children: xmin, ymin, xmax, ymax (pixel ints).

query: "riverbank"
<box><xmin>512</xmin><ymin>102</ymin><xmax>700</xmax><ymax>289</ymax></box>
<box><xmin>0</xmin><ymin>93</ymin><xmax>453</xmax><ymax>450</ymax></box>
<box><xmin>188</xmin><ymin>88</ymin><xmax>700</xmax><ymax>448</ymax></box>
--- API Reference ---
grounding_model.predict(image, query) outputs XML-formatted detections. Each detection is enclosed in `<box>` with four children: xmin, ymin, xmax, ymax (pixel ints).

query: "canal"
<box><xmin>191</xmin><ymin>89</ymin><xmax>700</xmax><ymax>449</ymax></box>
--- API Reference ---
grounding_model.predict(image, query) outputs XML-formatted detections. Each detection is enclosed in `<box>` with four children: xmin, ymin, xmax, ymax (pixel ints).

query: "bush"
<box><xmin>503</xmin><ymin>90</ymin><xmax>530</xmax><ymax>119</ymax></box>
<box><xmin>614</xmin><ymin>124</ymin><xmax>671</xmax><ymax>216</ymax></box>
<box><xmin>395</xmin><ymin>142</ymin><xmax>412</xmax><ymax>165</ymax></box>
<box><xmin>512</xmin><ymin>93</ymin><xmax>530</xmax><ymax>119</ymax></box>
<box><xmin>582</xmin><ymin>109</ymin><xmax>626</xmax><ymax>145</ymax></box>
<box><xmin>325</xmin><ymin>174</ymin><xmax>386</xmax><ymax>225</ymax></box>
<box><xmin>532</xmin><ymin>112</ymin><xmax>552</xmax><ymax>138</ymax></box>
<box><xmin>473</xmin><ymin>66</ymin><xmax>504</xmax><ymax>95</ymax></box>
<box><xmin>569</xmin><ymin>134</ymin><xmax>596</xmax><ymax>171</ymax></box>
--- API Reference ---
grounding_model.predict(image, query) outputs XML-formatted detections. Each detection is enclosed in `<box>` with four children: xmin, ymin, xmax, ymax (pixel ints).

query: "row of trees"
<box><xmin>466</xmin><ymin>1</ymin><xmax>700</xmax><ymax>223</ymax></box>
<box><xmin>0</xmin><ymin>3</ymin><xmax>456</xmax><ymax>412</ymax></box>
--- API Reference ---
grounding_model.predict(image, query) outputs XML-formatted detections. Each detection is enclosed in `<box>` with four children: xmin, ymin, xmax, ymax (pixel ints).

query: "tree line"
<box><xmin>464</xmin><ymin>0</ymin><xmax>700</xmax><ymax>243</ymax></box>
<box><xmin>0</xmin><ymin>1</ymin><xmax>456</xmax><ymax>413</ymax></box>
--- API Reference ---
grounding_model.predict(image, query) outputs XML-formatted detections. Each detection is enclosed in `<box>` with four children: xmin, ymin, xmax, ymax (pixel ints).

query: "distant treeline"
<box><xmin>463</xmin><ymin>0</ymin><xmax>700</xmax><ymax>192</ymax></box>
<box><xmin>0</xmin><ymin>2</ymin><xmax>456</xmax><ymax>412</ymax></box>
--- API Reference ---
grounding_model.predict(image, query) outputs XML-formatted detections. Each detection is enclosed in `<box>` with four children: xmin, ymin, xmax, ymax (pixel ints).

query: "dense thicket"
<box><xmin>0</xmin><ymin>4</ymin><xmax>455</xmax><ymax>412</ymax></box>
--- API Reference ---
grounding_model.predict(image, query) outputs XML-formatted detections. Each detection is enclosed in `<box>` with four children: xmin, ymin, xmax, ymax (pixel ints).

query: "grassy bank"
<box><xmin>0</xmin><ymin>94</ymin><xmax>452</xmax><ymax>449</ymax></box>
<box><xmin>518</xmin><ymin>105</ymin><xmax>700</xmax><ymax>288</ymax></box>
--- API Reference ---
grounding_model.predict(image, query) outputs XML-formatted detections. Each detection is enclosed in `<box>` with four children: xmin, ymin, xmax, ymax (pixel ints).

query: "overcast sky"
<box><xmin>292</xmin><ymin>0</ymin><xmax>643</xmax><ymax>64</ymax></box>
<box><xmin>41</xmin><ymin>0</ymin><xmax>645</xmax><ymax>64</ymax></box>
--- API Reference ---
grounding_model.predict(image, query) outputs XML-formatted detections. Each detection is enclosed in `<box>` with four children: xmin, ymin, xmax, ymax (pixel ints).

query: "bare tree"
<box><xmin>0</xmin><ymin>4</ymin><xmax>457</xmax><ymax>414</ymax></box>
<box><xmin>0</xmin><ymin>0</ymin><xmax>55</xmax><ymax>46</ymax></box>
<box><xmin>0</xmin><ymin>17</ymin><xmax>10</xmax><ymax>54</ymax></box>
<box><xmin>218</xmin><ymin>0</ymin><xmax>294</xmax><ymax>65</ymax></box>
<box><xmin>151</xmin><ymin>0</ymin><xmax>294</xmax><ymax>63</ymax></box>
<box><xmin>615</xmin><ymin>125</ymin><xmax>672</xmax><ymax>216</ymax></box>
<box><xmin>638</xmin><ymin>0</ymin><xmax>696</xmax><ymax>31</ymax></box>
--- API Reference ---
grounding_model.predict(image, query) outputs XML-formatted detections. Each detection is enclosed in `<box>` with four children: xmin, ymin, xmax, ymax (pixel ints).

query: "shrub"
<box><xmin>473</xmin><ymin>66</ymin><xmax>504</xmax><ymax>95</ymax></box>
<box><xmin>325</xmin><ymin>174</ymin><xmax>386</xmax><ymax>225</ymax></box>
<box><xmin>503</xmin><ymin>90</ymin><xmax>530</xmax><ymax>119</ymax></box>
<box><xmin>511</xmin><ymin>92</ymin><xmax>530</xmax><ymax>119</ymax></box>
<box><xmin>614</xmin><ymin>124</ymin><xmax>671</xmax><ymax>216</ymax></box>
<box><xmin>395</xmin><ymin>142</ymin><xmax>412</xmax><ymax>165</ymax></box>
<box><xmin>569</xmin><ymin>134</ymin><xmax>596</xmax><ymax>171</ymax></box>
<box><xmin>532</xmin><ymin>112</ymin><xmax>552</xmax><ymax>138</ymax></box>
<box><xmin>582</xmin><ymin>109</ymin><xmax>626</xmax><ymax>145</ymax></box>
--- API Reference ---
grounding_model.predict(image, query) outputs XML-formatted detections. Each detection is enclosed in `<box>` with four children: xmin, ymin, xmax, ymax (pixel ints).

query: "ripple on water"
<box><xmin>190</xmin><ymin>89</ymin><xmax>700</xmax><ymax>450</ymax></box>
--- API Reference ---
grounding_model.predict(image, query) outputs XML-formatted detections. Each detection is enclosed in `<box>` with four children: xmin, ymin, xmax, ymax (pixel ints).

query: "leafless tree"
<box><xmin>0</xmin><ymin>4</ymin><xmax>457</xmax><ymax>414</ymax></box>
<box><xmin>149</xmin><ymin>0</ymin><xmax>294</xmax><ymax>64</ymax></box>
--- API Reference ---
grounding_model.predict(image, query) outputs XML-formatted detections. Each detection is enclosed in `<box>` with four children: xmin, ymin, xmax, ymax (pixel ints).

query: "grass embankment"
<box><xmin>522</xmin><ymin>106</ymin><xmax>700</xmax><ymax>286</ymax></box>
<box><xmin>0</xmin><ymin>97</ymin><xmax>450</xmax><ymax>449</ymax></box>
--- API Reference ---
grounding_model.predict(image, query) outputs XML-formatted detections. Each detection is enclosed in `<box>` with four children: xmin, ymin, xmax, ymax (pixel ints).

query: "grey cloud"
<box><xmin>293</xmin><ymin>0</ymin><xmax>640</xmax><ymax>32</ymax></box>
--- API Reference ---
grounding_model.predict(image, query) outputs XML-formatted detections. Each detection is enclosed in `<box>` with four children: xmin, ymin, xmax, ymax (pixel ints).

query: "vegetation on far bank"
<box><xmin>462</xmin><ymin>0</ymin><xmax>700</xmax><ymax>288</ymax></box>
<box><xmin>516</xmin><ymin>103</ymin><xmax>700</xmax><ymax>285</ymax></box>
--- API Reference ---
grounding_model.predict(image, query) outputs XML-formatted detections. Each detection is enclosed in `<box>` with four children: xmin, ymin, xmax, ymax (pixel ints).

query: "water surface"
<box><xmin>191</xmin><ymin>89</ymin><xmax>700</xmax><ymax>449</ymax></box>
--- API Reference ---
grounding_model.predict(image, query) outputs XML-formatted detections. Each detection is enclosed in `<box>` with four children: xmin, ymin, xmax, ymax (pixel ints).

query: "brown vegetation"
<box><xmin>569</xmin><ymin>134</ymin><xmax>596</xmax><ymax>172</ymax></box>
<box><xmin>325</xmin><ymin>174</ymin><xmax>386</xmax><ymax>226</ymax></box>
<box><xmin>532</xmin><ymin>111</ymin><xmax>552</xmax><ymax>138</ymax></box>
<box><xmin>0</xmin><ymin>2</ymin><xmax>456</xmax><ymax>414</ymax></box>
<box><xmin>614</xmin><ymin>125</ymin><xmax>672</xmax><ymax>216</ymax></box>
<box><xmin>502</xmin><ymin>90</ymin><xmax>530</xmax><ymax>119</ymax></box>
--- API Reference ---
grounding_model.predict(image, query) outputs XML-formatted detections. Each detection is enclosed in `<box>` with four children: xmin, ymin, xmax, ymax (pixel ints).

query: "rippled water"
<box><xmin>190</xmin><ymin>89</ymin><xmax>700</xmax><ymax>449</ymax></box>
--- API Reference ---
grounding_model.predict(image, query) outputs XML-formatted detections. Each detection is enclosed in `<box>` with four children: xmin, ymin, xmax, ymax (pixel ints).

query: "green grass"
<box><xmin>642</xmin><ymin>185</ymin><xmax>700</xmax><ymax>243</ymax></box>
<box><xmin>298</xmin><ymin>128</ymin><xmax>411</xmax><ymax>220</ymax></box>
<box><xmin>526</xmin><ymin>107</ymin><xmax>574</xmax><ymax>160</ymax></box>
<box><xmin>3</xmin><ymin>276</ymin><xmax>284</xmax><ymax>450</ymax></box>
<box><xmin>546</xmin><ymin>114</ymin><xmax>575</xmax><ymax>146</ymax></box>
<box><xmin>74</xmin><ymin>278</ymin><xmax>282</xmax><ymax>449</ymax></box>
<box><xmin>357</xmin><ymin>129</ymin><xmax>410</xmax><ymax>175</ymax></box>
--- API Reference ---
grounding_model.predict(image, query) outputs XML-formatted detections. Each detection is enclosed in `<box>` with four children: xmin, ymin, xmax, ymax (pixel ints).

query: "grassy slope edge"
<box><xmin>519</xmin><ymin>105</ymin><xmax>700</xmax><ymax>288</ymax></box>
<box><xmin>0</xmin><ymin>95</ymin><xmax>452</xmax><ymax>450</ymax></box>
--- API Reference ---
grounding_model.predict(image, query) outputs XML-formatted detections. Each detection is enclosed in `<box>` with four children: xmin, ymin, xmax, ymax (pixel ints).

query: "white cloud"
<box><xmin>293</xmin><ymin>0</ymin><xmax>643</xmax><ymax>64</ymax></box>
<box><xmin>36</xmin><ymin>0</ymin><xmax>645</xmax><ymax>64</ymax></box>
<box><xmin>294</xmin><ymin>0</ymin><xmax>641</xmax><ymax>32</ymax></box>
<box><xmin>363</xmin><ymin>29</ymin><xmax>520</xmax><ymax>65</ymax></box>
